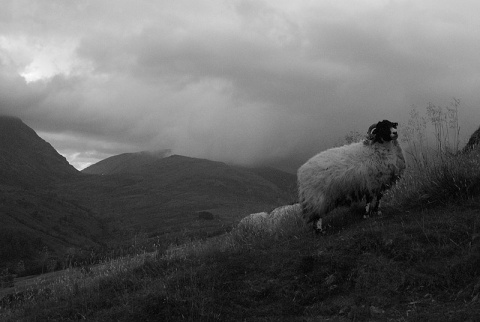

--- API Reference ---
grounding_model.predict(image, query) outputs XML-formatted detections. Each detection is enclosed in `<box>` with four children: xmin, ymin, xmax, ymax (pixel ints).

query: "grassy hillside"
<box><xmin>0</xmin><ymin>185</ymin><xmax>109</xmax><ymax>276</ymax></box>
<box><xmin>2</xmin><ymin>106</ymin><xmax>480</xmax><ymax>320</ymax></box>
<box><xmin>0</xmin><ymin>115</ymin><xmax>297</xmax><ymax>278</ymax></box>
<box><xmin>2</xmin><ymin>204</ymin><xmax>480</xmax><ymax>321</ymax></box>
<box><xmin>240</xmin><ymin>166</ymin><xmax>297</xmax><ymax>200</ymax></box>
<box><xmin>2</xmin><ymin>145</ymin><xmax>480</xmax><ymax>321</ymax></box>
<box><xmin>0</xmin><ymin>116</ymin><xmax>106</xmax><ymax>276</ymax></box>
<box><xmin>62</xmin><ymin>155</ymin><xmax>296</xmax><ymax>238</ymax></box>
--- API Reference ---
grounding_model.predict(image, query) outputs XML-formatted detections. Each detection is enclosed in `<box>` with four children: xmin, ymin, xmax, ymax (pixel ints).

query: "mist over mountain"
<box><xmin>82</xmin><ymin>149</ymin><xmax>297</xmax><ymax>199</ymax></box>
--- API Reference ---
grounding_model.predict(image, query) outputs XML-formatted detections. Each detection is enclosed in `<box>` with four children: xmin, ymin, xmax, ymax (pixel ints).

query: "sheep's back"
<box><xmin>297</xmin><ymin>141</ymin><xmax>404</xmax><ymax>209</ymax></box>
<box><xmin>297</xmin><ymin>142</ymin><xmax>373</xmax><ymax>211</ymax></box>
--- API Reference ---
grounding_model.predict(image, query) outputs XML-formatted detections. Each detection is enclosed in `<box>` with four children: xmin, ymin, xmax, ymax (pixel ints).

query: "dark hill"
<box><xmin>0</xmin><ymin>116</ymin><xmax>105</xmax><ymax>275</ymax></box>
<box><xmin>0</xmin><ymin>185</ymin><xmax>107</xmax><ymax>275</ymax></box>
<box><xmin>0</xmin><ymin>116</ymin><xmax>296</xmax><ymax>274</ymax></box>
<box><xmin>82</xmin><ymin>151</ymin><xmax>297</xmax><ymax>198</ymax></box>
<box><xmin>0</xmin><ymin>115</ymin><xmax>78</xmax><ymax>188</ymax></box>
<box><xmin>71</xmin><ymin>154</ymin><xmax>296</xmax><ymax>236</ymax></box>
<box><xmin>241</xmin><ymin>166</ymin><xmax>297</xmax><ymax>200</ymax></box>
<box><xmin>82</xmin><ymin>150</ymin><xmax>171</xmax><ymax>175</ymax></box>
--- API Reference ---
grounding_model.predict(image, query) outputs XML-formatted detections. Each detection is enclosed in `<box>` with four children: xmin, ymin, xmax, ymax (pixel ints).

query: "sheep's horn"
<box><xmin>366</xmin><ymin>123</ymin><xmax>377</xmax><ymax>140</ymax></box>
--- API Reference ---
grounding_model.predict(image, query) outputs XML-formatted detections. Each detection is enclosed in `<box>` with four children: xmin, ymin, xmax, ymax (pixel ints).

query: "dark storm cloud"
<box><xmin>1</xmin><ymin>0</ymin><xmax>480</xmax><ymax>170</ymax></box>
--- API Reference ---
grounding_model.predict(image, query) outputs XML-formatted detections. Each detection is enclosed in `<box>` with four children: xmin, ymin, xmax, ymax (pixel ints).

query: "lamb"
<box><xmin>236</xmin><ymin>204</ymin><xmax>303</xmax><ymax>236</ymax></box>
<box><xmin>297</xmin><ymin>119</ymin><xmax>406</xmax><ymax>232</ymax></box>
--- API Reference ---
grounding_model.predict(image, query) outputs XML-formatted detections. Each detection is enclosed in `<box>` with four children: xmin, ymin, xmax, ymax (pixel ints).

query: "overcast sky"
<box><xmin>1</xmin><ymin>0</ymin><xmax>480</xmax><ymax>171</ymax></box>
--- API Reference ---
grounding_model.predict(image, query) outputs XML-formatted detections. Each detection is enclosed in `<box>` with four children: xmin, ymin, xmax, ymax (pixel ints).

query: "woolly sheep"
<box><xmin>237</xmin><ymin>204</ymin><xmax>303</xmax><ymax>236</ymax></box>
<box><xmin>297</xmin><ymin>119</ymin><xmax>406</xmax><ymax>232</ymax></box>
<box><xmin>237</xmin><ymin>211</ymin><xmax>270</xmax><ymax>233</ymax></box>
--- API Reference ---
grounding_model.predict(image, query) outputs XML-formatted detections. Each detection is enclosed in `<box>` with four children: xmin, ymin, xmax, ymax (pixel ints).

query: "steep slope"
<box><xmin>0</xmin><ymin>116</ymin><xmax>106</xmax><ymax>275</ymax></box>
<box><xmin>0</xmin><ymin>115</ymin><xmax>79</xmax><ymax>188</ymax></box>
<box><xmin>0</xmin><ymin>186</ymin><xmax>107</xmax><ymax>275</ymax></box>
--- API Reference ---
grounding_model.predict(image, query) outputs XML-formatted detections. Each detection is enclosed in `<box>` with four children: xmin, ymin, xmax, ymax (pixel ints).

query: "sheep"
<box><xmin>237</xmin><ymin>211</ymin><xmax>270</xmax><ymax>234</ymax></box>
<box><xmin>236</xmin><ymin>204</ymin><xmax>304</xmax><ymax>236</ymax></box>
<box><xmin>297</xmin><ymin>119</ymin><xmax>406</xmax><ymax>232</ymax></box>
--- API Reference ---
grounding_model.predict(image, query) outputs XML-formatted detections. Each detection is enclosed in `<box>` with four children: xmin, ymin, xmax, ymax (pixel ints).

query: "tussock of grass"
<box><xmin>384</xmin><ymin>149</ymin><xmax>480</xmax><ymax>211</ymax></box>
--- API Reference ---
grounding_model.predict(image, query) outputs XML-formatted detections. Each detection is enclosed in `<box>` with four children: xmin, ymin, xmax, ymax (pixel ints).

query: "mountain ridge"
<box><xmin>70</xmin><ymin>153</ymin><xmax>297</xmax><ymax>235</ymax></box>
<box><xmin>0</xmin><ymin>115</ymin><xmax>297</xmax><ymax>275</ymax></box>
<box><xmin>82</xmin><ymin>150</ymin><xmax>297</xmax><ymax>200</ymax></box>
<box><xmin>0</xmin><ymin>115</ymin><xmax>79</xmax><ymax>188</ymax></box>
<box><xmin>82</xmin><ymin>149</ymin><xmax>172</xmax><ymax>175</ymax></box>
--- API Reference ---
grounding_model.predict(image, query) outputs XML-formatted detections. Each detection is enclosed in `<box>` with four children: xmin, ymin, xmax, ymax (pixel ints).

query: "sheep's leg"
<box><xmin>314</xmin><ymin>218</ymin><xmax>323</xmax><ymax>234</ymax></box>
<box><xmin>372</xmin><ymin>192</ymin><xmax>383</xmax><ymax>215</ymax></box>
<box><xmin>302</xmin><ymin>208</ymin><xmax>323</xmax><ymax>234</ymax></box>
<box><xmin>364</xmin><ymin>194</ymin><xmax>373</xmax><ymax>218</ymax></box>
<box><xmin>365</xmin><ymin>192</ymin><xmax>385</xmax><ymax>218</ymax></box>
<box><xmin>314</xmin><ymin>209</ymin><xmax>331</xmax><ymax>234</ymax></box>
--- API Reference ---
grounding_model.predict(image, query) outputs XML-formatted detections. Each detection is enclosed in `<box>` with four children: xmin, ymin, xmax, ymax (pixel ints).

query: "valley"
<box><xmin>0</xmin><ymin>116</ymin><xmax>296</xmax><ymax>276</ymax></box>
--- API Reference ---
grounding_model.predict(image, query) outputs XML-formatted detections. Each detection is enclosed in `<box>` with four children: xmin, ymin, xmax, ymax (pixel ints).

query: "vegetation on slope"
<box><xmin>0</xmin><ymin>186</ymin><xmax>110</xmax><ymax>277</ymax></box>
<box><xmin>64</xmin><ymin>154</ymin><xmax>296</xmax><ymax>236</ymax></box>
<box><xmin>0</xmin><ymin>115</ymin><xmax>296</xmax><ymax>278</ymax></box>
<box><xmin>2</xmin><ymin>200</ymin><xmax>480</xmax><ymax>321</ymax></box>
<box><xmin>2</xmin><ymin>101</ymin><xmax>480</xmax><ymax>321</ymax></box>
<box><xmin>3</xmin><ymin>160</ymin><xmax>480</xmax><ymax>320</ymax></box>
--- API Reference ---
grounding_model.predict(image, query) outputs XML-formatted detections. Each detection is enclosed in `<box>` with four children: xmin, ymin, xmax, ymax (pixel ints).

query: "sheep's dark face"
<box><xmin>369</xmin><ymin>120</ymin><xmax>398</xmax><ymax>143</ymax></box>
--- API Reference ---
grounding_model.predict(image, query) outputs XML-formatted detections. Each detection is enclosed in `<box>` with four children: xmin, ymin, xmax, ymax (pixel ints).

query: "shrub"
<box><xmin>385</xmin><ymin>100</ymin><xmax>480</xmax><ymax>211</ymax></box>
<box><xmin>385</xmin><ymin>150</ymin><xmax>480</xmax><ymax>211</ymax></box>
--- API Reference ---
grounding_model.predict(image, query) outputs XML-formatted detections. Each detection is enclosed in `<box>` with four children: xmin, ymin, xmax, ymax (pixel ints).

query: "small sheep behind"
<box><xmin>297</xmin><ymin>119</ymin><xmax>406</xmax><ymax>232</ymax></box>
<box><xmin>236</xmin><ymin>204</ymin><xmax>304</xmax><ymax>237</ymax></box>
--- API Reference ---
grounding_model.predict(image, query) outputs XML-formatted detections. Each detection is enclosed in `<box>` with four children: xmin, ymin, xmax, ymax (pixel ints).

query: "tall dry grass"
<box><xmin>384</xmin><ymin>99</ymin><xmax>480</xmax><ymax>211</ymax></box>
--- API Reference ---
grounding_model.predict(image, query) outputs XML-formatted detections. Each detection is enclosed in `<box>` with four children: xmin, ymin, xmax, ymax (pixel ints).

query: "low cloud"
<box><xmin>1</xmin><ymin>0</ymin><xmax>480</xmax><ymax>171</ymax></box>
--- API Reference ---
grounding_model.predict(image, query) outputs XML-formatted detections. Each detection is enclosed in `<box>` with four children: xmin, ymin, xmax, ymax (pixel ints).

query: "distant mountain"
<box><xmin>82</xmin><ymin>150</ymin><xmax>171</xmax><ymax>175</ymax></box>
<box><xmin>82</xmin><ymin>151</ymin><xmax>297</xmax><ymax>202</ymax></box>
<box><xmin>0</xmin><ymin>116</ymin><xmax>297</xmax><ymax>275</ymax></box>
<box><xmin>73</xmin><ymin>154</ymin><xmax>297</xmax><ymax>235</ymax></box>
<box><xmin>0</xmin><ymin>116</ymin><xmax>105</xmax><ymax>275</ymax></box>
<box><xmin>241</xmin><ymin>166</ymin><xmax>297</xmax><ymax>201</ymax></box>
<box><xmin>82</xmin><ymin>153</ymin><xmax>296</xmax><ymax>202</ymax></box>
<box><xmin>83</xmin><ymin>151</ymin><xmax>297</xmax><ymax>196</ymax></box>
<box><xmin>0</xmin><ymin>115</ymin><xmax>78</xmax><ymax>188</ymax></box>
